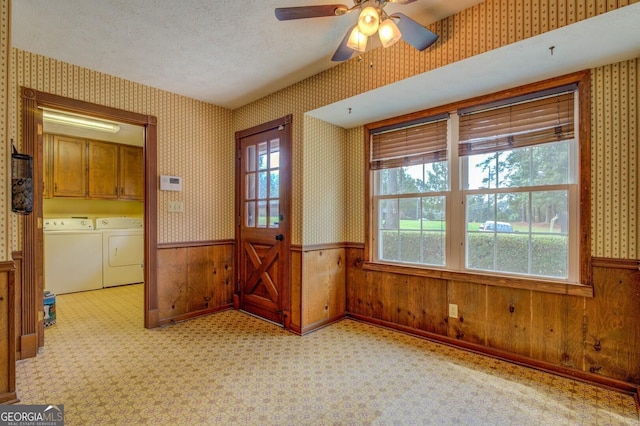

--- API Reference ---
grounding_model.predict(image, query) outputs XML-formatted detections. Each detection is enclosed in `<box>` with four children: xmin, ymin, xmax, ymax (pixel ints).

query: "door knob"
<box><xmin>275</xmin><ymin>234</ymin><xmax>284</xmax><ymax>241</ymax></box>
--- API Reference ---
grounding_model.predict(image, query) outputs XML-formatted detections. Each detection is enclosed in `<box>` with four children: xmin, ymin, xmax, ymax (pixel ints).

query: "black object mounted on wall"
<box><xmin>11</xmin><ymin>141</ymin><xmax>33</xmax><ymax>215</ymax></box>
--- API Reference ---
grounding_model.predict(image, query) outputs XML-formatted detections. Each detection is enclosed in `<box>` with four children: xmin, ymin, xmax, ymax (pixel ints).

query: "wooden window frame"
<box><xmin>363</xmin><ymin>71</ymin><xmax>592</xmax><ymax>297</ymax></box>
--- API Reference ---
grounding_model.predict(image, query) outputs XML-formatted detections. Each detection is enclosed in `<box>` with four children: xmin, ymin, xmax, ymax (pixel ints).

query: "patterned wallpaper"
<box><xmin>344</xmin><ymin>126</ymin><xmax>365</xmax><ymax>244</ymax></box>
<box><xmin>5</xmin><ymin>47</ymin><xmax>234</xmax><ymax>252</ymax></box>
<box><xmin>302</xmin><ymin>117</ymin><xmax>346</xmax><ymax>245</ymax></box>
<box><xmin>591</xmin><ymin>59</ymin><xmax>639</xmax><ymax>259</ymax></box>
<box><xmin>0</xmin><ymin>0</ymin><xmax>637</xmax><ymax>259</ymax></box>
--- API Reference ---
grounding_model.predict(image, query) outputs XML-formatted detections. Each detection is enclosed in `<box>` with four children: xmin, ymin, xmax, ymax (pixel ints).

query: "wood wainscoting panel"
<box><xmin>157</xmin><ymin>248</ymin><xmax>188</xmax><ymax>321</ymax></box>
<box><xmin>530</xmin><ymin>291</ymin><xmax>576</xmax><ymax>366</ymax></box>
<box><xmin>290</xmin><ymin>250</ymin><xmax>302</xmax><ymax>334</ymax></box>
<box><xmin>301</xmin><ymin>248</ymin><xmax>346</xmax><ymax>333</ymax></box>
<box><xmin>447</xmin><ymin>280</ymin><xmax>487</xmax><ymax>345</ymax></box>
<box><xmin>157</xmin><ymin>242</ymin><xmax>235</xmax><ymax>325</ymax></box>
<box><xmin>186</xmin><ymin>246</ymin><xmax>212</xmax><ymax>312</ymax></box>
<box><xmin>485</xmin><ymin>286</ymin><xmax>532</xmax><ymax>357</ymax></box>
<box><xmin>345</xmin><ymin>247</ymin><xmax>370</xmax><ymax>318</ymax></box>
<box><xmin>372</xmin><ymin>272</ymin><xmax>396</xmax><ymax>323</ymax></box>
<box><xmin>584</xmin><ymin>266</ymin><xmax>640</xmax><ymax>383</ymax></box>
<box><xmin>402</xmin><ymin>276</ymin><xmax>448</xmax><ymax>335</ymax></box>
<box><xmin>186</xmin><ymin>245</ymin><xmax>234</xmax><ymax>312</ymax></box>
<box><xmin>210</xmin><ymin>244</ymin><xmax>234</xmax><ymax>308</ymax></box>
<box><xmin>0</xmin><ymin>262</ymin><xmax>18</xmax><ymax>404</ymax></box>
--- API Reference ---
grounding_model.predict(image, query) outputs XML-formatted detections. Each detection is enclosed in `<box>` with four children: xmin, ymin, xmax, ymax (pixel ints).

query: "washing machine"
<box><xmin>44</xmin><ymin>218</ymin><xmax>103</xmax><ymax>294</ymax></box>
<box><xmin>96</xmin><ymin>217</ymin><xmax>144</xmax><ymax>287</ymax></box>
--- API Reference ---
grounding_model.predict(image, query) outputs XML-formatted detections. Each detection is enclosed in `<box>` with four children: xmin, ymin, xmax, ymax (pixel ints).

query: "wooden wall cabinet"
<box><xmin>88</xmin><ymin>140</ymin><xmax>119</xmax><ymax>199</ymax></box>
<box><xmin>118</xmin><ymin>145</ymin><xmax>144</xmax><ymax>200</ymax></box>
<box><xmin>48</xmin><ymin>134</ymin><xmax>143</xmax><ymax>201</ymax></box>
<box><xmin>52</xmin><ymin>135</ymin><xmax>87</xmax><ymax>198</ymax></box>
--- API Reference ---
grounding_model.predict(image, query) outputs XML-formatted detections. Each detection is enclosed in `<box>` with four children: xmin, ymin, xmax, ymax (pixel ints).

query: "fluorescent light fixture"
<box><xmin>42</xmin><ymin>110</ymin><xmax>120</xmax><ymax>133</ymax></box>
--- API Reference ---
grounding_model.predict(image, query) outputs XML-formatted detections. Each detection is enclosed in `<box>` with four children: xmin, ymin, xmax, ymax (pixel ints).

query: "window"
<box><xmin>368</xmin><ymin>81</ymin><xmax>582</xmax><ymax>285</ymax></box>
<box><xmin>371</xmin><ymin>115</ymin><xmax>448</xmax><ymax>266</ymax></box>
<box><xmin>459</xmin><ymin>88</ymin><xmax>577</xmax><ymax>280</ymax></box>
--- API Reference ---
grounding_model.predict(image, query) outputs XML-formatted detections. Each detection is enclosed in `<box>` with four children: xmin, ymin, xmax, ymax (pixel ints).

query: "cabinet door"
<box><xmin>119</xmin><ymin>146</ymin><xmax>144</xmax><ymax>200</ymax></box>
<box><xmin>88</xmin><ymin>140</ymin><xmax>119</xmax><ymax>199</ymax></box>
<box><xmin>53</xmin><ymin>136</ymin><xmax>86</xmax><ymax>198</ymax></box>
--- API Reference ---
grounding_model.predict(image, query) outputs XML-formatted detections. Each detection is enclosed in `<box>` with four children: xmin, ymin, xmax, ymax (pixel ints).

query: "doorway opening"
<box><xmin>19</xmin><ymin>88</ymin><xmax>159</xmax><ymax>358</ymax></box>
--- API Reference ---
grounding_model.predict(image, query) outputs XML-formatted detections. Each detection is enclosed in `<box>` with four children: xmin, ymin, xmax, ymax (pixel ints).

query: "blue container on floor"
<box><xmin>44</xmin><ymin>291</ymin><xmax>56</xmax><ymax>327</ymax></box>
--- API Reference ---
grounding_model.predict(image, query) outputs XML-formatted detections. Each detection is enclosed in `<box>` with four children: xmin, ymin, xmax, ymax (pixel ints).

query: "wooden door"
<box><xmin>119</xmin><ymin>145</ymin><xmax>144</xmax><ymax>200</ymax></box>
<box><xmin>88</xmin><ymin>140</ymin><xmax>118</xmax><ymax>199</ymax></box>
<box><xmin>237</xmin><ymin>116</ymin><xmax>291</xmax><ymax>327</ymax></box>
<box><xmin>53</xmin><ymin>135</ymin><xmax>86</xmax><ymax>197</ymax></box>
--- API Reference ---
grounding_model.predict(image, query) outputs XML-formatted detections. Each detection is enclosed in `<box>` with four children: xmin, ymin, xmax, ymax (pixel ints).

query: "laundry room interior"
<box><xmin>42</xmin><ymin>109</ymin><xmax>144</xmax><ymax>306</ymax></box>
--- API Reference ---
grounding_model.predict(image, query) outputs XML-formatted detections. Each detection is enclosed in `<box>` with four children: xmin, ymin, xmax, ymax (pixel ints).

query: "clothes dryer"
<box><xmin>95</xmin><ymin>217</ymin><xmax>144</xmax><ymax>287</ymax></box>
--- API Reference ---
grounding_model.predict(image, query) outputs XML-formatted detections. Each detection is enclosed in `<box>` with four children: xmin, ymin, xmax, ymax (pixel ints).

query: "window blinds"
<box><xmin>371</xmin><ymin>115</ymin><xmax>448</xmax><ymax>170</ymax></box>
<box><xmin>458</xmin><ymin>87</ymin><xmax>575</xmax><ymax>157</ymax></box>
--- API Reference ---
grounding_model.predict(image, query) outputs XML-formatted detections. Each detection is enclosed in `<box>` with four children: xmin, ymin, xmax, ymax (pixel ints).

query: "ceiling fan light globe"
<box><xmin>347</xmin><ymin>27</ymin><xmax>368</xmax><ymax>52</ymax></box>
<box><xmin>357</xmin><ymin>6</ymin><xmax>379</xmax><ymax>36</ymax></box>
<box><xmin>379</xmin><ymin>19</ymin><xmax>402</xmax><ymax>47</ymax></box>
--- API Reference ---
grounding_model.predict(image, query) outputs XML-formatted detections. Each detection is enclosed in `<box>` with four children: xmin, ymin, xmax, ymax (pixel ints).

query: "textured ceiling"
<box><xmin>11</xmin><ymin>0</ymin><xmax>482</xmax><ymax>109</ymax></box>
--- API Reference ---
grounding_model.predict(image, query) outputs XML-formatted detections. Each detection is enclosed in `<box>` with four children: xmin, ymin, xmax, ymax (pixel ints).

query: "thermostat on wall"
<box><xmin>160</xmin><ymin>175</ymin><xmax>183</xmax><ymax>191</ymax></box>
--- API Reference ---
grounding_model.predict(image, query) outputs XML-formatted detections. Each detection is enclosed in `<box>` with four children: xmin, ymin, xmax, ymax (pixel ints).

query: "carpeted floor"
<box><xmin>15</xmin><ymin>284</ymin><xmax>639</xmax><ymax>425</ymax></box>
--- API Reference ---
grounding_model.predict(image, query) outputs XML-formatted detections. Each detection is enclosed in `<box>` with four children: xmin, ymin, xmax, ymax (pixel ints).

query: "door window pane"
<box><xmin>258</xmin><ymin>172</ymin><xmax>268</xmax><ymax>199</ymax></box>
<box><xmin>257</xmin><ymin>201</ymin><xmax>267</xmax><ymax>227</ymax></box>
<box><xmin>269</xmin><ymin>200</ymin><xmax>279</xmax><ymax>228</ymax></box>
<box><xmin>245</xmin><ymin>173</ymin><xmax>255</xmax><ymax>200</ymax></box>
<box><xmin>270</xmin><ymin>170</ymin><xmax>279</xmax><ymax>198</ymax></box>
<box><xmin>246</xmin><ymin>202</ymin><xmax>255</xmax><ymax>227</ymax></box>
<box><xmin>258</xmin><ymin>142</ymin><xmax>268</xmax><ymax>170</ymax></box>
<box><xmin>270</xmin><ymin>139</ymin><xmax>280</xmax><ymax>168</ymax></box>
<box><xmin>246</xmin><ymin>145</ymin><xmax>256</xmax><ymax>172</ymax></box>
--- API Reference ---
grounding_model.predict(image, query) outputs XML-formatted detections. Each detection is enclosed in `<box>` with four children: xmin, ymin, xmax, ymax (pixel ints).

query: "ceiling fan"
<box><xmin>275</xmin><ymin>0</ymin><xmax>439</xmax><ymax>62</ymax></box>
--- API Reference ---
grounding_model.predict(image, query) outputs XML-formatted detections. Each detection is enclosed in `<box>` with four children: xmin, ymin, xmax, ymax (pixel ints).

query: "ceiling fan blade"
<box><xmin>331</xmin><ymin>26</ymin><xmax>356</xmax><ymax>62</ymax></box>
<box><xmin>386</xmin><ymin>0</ymin><xmax>418</xmax><ymax>3</ymax></box>
<box><xmin>393</xmin><ymin>12</ymin><xmax>439</xmax><ymax>51</ymax></box>
<box><xmin>275</xmin><ymin>4</ymin><xmax>348</xmax><ymax>20</ymax></box>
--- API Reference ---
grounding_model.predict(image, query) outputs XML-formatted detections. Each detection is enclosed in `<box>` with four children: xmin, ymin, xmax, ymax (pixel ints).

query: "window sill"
<box><xmin>362</xmin><ymin>261</ymin><xmax>593</xmax><ymax>297</ymax></box>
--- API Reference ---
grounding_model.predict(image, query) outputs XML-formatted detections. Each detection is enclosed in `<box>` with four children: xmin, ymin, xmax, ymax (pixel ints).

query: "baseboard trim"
<box><xmin>0</xmin><ymin>392</ymin><xmax>19</xmax><ymax>404</ymax></box>
<box><xmin>20</xmin><ymin>333</ymin><xmax>37</xmax><ymax>359</ymax></box>
<box><xmin>301</xmin><ymin>315</ymin><xmax>344</xmax><ymax>335</ymax></box>
<box><xmin>157</xmin><ymin>304</ymin><xmax>233</xmax><ymax>326</ymax></box>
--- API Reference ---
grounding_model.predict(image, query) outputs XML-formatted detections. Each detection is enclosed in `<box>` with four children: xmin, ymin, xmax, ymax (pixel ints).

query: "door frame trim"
<box><xmin>235</xmin><ymin>115</ymin><xmax>292</xmax><ymax>327</ymax></box>
<box><xmin>20</xmin><ymin>88</ymin><xmax>159</xmax><ymax>350</ymax></box>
